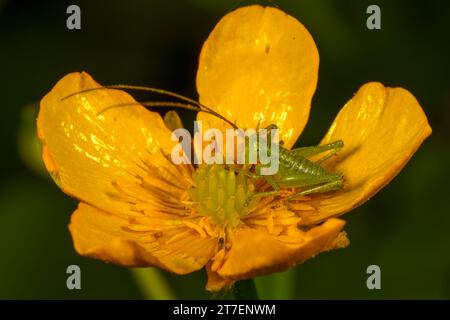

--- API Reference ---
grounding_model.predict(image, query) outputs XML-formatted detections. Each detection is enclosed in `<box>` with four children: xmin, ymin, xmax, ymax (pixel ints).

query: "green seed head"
<box><xmin>188</xmin><ymin>164</ymin><xmax>254</xmax><ymax>227</ymax></box>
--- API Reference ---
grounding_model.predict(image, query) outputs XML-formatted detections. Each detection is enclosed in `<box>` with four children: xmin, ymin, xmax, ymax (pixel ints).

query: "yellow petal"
<box><xmin>196</xmin><ymin>5</ymin><xmax>319</xmax><ymax>148</ymax></box>
<box><xmin>69</xmin><ymin>202</ymin><xmax>216</xmax><ymax>273</ymax></box>
<box><xmin>37</xmin><ymin>72</ymin><xmax>177</xmax><ymax>216</ymax></box>
<box><xmin>205</xmin><ymin>263</ymin><xmax>235</xmax><ymax>292</ymax></box>
<box><xmin>304</xmin><ymin>82</ymin><xmax>432</xmax><ymax>224</ymax></box>
<box><xmin>216</xmin><ymin>218</ymin><xmax>345</xmax><ymax>280</ymax></box>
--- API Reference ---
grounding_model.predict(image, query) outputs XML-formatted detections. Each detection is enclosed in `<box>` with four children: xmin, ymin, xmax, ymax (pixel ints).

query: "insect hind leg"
<box><xmin>290</xmin><ymin>140</ymin><xmax>343</xmax><ymax>163</ymax></box>
<box><xmin>315</xmin><ymin>140</ymin><xmax>344</xmax><ymax>164</ymax></box>
<box><xmin>286</xmin><ymin>178</ymin><xmax>343</xmax><ymax>201</ymax></box>
<box><xmin>245</xmin><ymin>174</ymin><xmax>281</xmax><ymax>204</ymax></box>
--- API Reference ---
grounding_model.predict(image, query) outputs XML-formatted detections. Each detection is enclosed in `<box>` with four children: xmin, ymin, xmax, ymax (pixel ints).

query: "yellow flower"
<box><xmin>37</xmin><ymin>5</ymin><xmax>431</xmax><ymax>292</ymax></box>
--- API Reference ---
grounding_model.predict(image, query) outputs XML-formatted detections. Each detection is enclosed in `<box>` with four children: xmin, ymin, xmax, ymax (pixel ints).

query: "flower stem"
<box><xmin>233</xmin><ymin>279</ymin><xmax>259</xmax><ymax>300</ymax></box>
<box><xmin>273</xmin><ymin>269</ymin><xmax>295</xmax><ymax>299</ymax></box>
<box><xmin>130</xmin><ymin>268</ymin><xmax>176</xmax><ymax>300</ymax></box>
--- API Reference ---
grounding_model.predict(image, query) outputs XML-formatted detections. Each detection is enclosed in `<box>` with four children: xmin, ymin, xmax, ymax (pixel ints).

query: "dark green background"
<box><xmin>1</xmin><ymin>0</ymin><xmax>449</xmax><ymax>299</ymax></box>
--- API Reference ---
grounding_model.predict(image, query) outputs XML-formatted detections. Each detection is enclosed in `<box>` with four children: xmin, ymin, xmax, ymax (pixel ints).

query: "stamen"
<box><xmin>189</xmin><ymin>164</ymin><xmax>255</xmax><ymax>227</ymax></box>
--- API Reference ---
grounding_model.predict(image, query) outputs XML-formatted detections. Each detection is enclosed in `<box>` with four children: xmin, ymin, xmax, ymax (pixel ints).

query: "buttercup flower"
<box><xmin>37</xmin><ymin>5</ymin><xmax>431</xmax><ymax>292</ymax></box>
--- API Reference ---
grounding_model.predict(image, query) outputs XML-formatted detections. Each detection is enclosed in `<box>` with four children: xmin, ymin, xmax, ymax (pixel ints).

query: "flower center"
<box><xmin>188</xmin><ymin>164</ymin><xmax>255</xmax><ymax>227</ymax></box>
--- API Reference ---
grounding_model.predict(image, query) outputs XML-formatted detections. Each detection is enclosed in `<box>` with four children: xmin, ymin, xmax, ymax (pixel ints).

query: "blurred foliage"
<box><xmin>130</xmin><ymin>268</ymin><xmax>176</xmax><ymax>300</ymax></box>
<box><xmin>1</xmin><ymin>0</ymin><xmax>449</xmax><ymax>299</ymax></box>
<box><xmin>17</xmin><ymin>103</ymin><xmax>47</xmax><ymax>178</ymax></box>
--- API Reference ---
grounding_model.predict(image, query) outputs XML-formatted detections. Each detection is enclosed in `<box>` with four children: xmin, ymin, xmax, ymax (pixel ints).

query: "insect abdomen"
<box><xmin>279</xmin><ymin>148</ymin><xmax>326</xmax><ymax>176</ymax></box>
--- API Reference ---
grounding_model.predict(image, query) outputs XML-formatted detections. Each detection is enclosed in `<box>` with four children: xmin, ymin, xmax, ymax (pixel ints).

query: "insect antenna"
<box><xmin>97</xmin><ymin>101</ymin><xmax>200</xmax><ymax>116</ymax></box>
<box><xmin>96</xmin><ymin>100</ymin><xmax>238</xmax><ymax>131</ymax></box>
<box><xmin>62</xmin><ymin>84</ymin><xmax>238</xmax><ymax>129</ymax></box>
